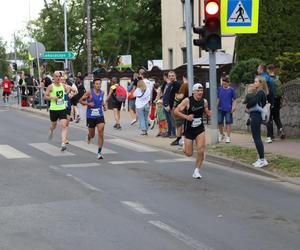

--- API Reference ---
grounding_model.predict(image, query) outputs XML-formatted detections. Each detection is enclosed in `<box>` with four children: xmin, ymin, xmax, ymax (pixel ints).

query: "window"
<box><xmin>182</xmin><ymin>47</ymin><xmax>187</xmax><ymax>64</ymax></box>
<box><xmin>168</xmin><ymin>49</ymin><xmax>173</xmax><ymax>69</ymax></box>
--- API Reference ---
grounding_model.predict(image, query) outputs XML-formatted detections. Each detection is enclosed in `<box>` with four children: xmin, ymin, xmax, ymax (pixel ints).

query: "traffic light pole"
<box><xmin>209</xmin><ymin>51</ymin><xmax>219</xmax><ymax>144</ymax></box>
<box><xmin>184</xmin><ymin>0</ymin><xmax>194</xmax><ymax>95</ymax></box>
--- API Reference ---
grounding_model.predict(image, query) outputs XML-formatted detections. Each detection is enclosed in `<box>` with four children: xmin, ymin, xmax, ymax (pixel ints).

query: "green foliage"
<box><xmin>229</xmin><ymin>58</ymin><xmax>263</xmax><ymax>85</ymax></box>
<box><xmin>0</xmin><ymin>38</ymin><xmax>9</xmax><ymax>77</ymax></box>
<box><xmin>276</xmin><ymin>52</ymin><xmax>300</xmax><ymax>83</ymax></box>
<box><xmin>235</xmin><ymin>0</ymin><xmax>300</xmax><ymax>64</ymax></box>
<box><xmin>30</xmin><ymin>0</ymin><xmax>162</xmax><ymax>74</ymax></box>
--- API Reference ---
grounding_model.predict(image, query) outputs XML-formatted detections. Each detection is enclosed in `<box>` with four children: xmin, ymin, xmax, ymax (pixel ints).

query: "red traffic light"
<box><xmin>205</xmin><ymin>1</ymin><xmax>219</xmax><ymax>16</ymax></box>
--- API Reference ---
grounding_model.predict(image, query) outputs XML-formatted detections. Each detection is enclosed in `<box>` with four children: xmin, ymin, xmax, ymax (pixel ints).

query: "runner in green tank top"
<box><xmin>44</xmin><ymin>71</ymin><xmax>77</xmax><ymax>151</ymax></box>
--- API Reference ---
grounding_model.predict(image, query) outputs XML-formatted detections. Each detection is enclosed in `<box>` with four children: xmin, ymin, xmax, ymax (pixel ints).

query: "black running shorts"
<box><xmin>49</xmin><ymin>109</ymin><xmax>68</xmax><ymax>122</ymax></box>
<box><xmin>86</xmin><ymin>116</ymin><xmax>105</xmax><ymax>128</ymax></box>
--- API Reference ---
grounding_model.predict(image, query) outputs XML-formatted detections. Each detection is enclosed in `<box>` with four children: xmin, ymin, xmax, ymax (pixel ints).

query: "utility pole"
<box><xmin>184</xmin><ymin>0</ymin><xmax>194</xmax><ymax>95</ymax></box>
<box><xmin>64</xmin><ymin>1</ymin><xmax>68</xmax><ymax>70</ymax></box>
<box><xmin>209</xmin><ymin>51</ymin><xmax>218</xmax><ymax>144</ymax></box>
<box><xmin>86</xmin><ymin>0</ymin><xmax>92</xmax><ymax>75</ymax></box>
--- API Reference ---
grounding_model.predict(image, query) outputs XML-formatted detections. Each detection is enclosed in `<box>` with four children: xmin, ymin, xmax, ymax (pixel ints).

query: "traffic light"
<box><xmin>193</xmin><ymin>26</ymin><xmax>207</xmax><ymax>51</ymax></box>
<box><xmin>13</xmin><ymin>62</ymin><xmax>17</xmax><ymax>71</ymax></box>
<box><xmin>204</xmin><ymin>0</ymin><xmax>221</xmax><ymax>51</ymax></box>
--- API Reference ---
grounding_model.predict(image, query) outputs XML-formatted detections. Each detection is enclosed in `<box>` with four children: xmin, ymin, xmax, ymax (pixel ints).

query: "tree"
<box><xmin>0</xmin><ymin>38</ymin><xmax>9</xmax><ymax>78</ymax></box>
<box><xmin>235</xmin><ymin>0</ymin><xmax>300</xmax><ymax>64</ymax></box>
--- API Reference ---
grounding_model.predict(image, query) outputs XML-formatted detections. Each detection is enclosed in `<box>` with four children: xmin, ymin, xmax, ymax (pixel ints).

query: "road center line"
<box><xmin>149</xmin><ymin>220</ymin><xmax>214</xmax><ymax>250</ymax></box>
<box><xmin>122</xmin><ymin>201</ymin><xmax>156</xmax><ymax>215</ymax></box>
<box><xmin>66</xmin><ymin>173</ymin><xmax>103</xmax><ymax>192</ymax></box>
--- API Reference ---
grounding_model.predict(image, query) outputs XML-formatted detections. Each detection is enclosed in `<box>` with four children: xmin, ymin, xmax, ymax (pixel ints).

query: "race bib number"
<box><xmin>4</xmin><ymin>83</ymin><xmax>8</xmax><ymax>88</ymax></box>
<box><xmin>56</xmin><ymin>98</ymin><xmax>64</xmax><ymax>106</ymax></box>
<box><xmin>91</xmin><ymin>108</ymin><xmax>100</xmax><ymax>117</ymax></box>
<box><xmin>191</xmin><ymin>117</ymin><xmax>202</xmax><ymax>128</ymax></box>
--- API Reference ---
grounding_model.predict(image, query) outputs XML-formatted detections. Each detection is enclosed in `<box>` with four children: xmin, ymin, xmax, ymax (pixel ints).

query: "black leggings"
<box><xmin>250</xmin><ymin>112</ymin><xmax>264</xmax><ymax>159</ymax></box>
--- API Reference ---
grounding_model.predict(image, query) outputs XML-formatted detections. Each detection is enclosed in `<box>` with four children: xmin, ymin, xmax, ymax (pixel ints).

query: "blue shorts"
<box><xmin>218</xmin><ymin>110</ymin><xmax>233</xmax><ymax>125</ymax></box>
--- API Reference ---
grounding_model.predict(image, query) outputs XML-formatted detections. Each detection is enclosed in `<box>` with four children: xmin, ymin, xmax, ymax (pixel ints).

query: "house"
<box><xmin>161</xmin><ymin>0</ymin><xmax>236</xmax><ymax>69</ymax></box>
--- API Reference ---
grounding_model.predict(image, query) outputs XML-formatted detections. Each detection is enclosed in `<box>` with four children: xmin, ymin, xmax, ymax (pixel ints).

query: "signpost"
<box><xmin>221</xmin><ymin>0</ymin><xmax>259</xmax><ymax>34</ymax></box>
<box><xmin>42</xmin><ymin>51</ymin><xmax>75</xmax><ymax>60</ymax></box>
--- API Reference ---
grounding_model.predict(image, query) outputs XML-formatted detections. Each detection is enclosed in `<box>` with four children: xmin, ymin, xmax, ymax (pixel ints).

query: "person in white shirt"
<box><xmin>134</xmin><ymin>80</ymin><xmax>151</xmax><ymax>135</ymax></box>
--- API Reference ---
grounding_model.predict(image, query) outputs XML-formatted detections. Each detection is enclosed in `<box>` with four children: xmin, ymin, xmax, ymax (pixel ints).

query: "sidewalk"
<box><xmin>9</xmin><ymin>104</ymin><xmax>300</xmax><ymax>184</ymax></box>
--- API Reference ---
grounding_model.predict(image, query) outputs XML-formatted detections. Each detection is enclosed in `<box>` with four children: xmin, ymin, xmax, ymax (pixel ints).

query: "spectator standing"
<box><xmin>134</xmin><ymin>80</ymin><xmax>151</xmax><ymax>135</ymax></box>
<box><xmin>267</xmin><ymin>64</ymin><xmax>285</xmax><ymax>139</ymax></box>
<box><xmin>155</xmin><ymin>99</ymin><xmax>168</xmax><ymax>137</ymax></box>
<box><xmin>162</xmin><ymin>71</ymin><xmax>181</xmax><ymax>138</ymax></box>
<box><xmin>246</xmin><ymin>76</ymin><xmax>269</xmax><ymax>168</ymax></box>
<box><xmin>257</xmin><ymin>64</ymin><xmax>275</xmax><ymax>143</ymax></box>
<box><xmin>217</xmin><ymin>75</ymin><xmax>236</xmax><ymax>143</ymax></box>
<box><xmin>105</xmin><ymin>77</ymin><xmax>122</xmax><ymax>130</ymax></box>
<box><xmin>171</xmin><ymin>75</ymin><xmax>189</xmax><ymax>146</ymax></box>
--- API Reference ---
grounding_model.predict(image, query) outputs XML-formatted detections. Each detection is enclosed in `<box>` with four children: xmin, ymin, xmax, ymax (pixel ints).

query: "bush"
<box><xmin>276</xmin><ymin>52</ymin><xmax>300</xmax><ymax>83</ymax></box>
<box><xmin>229</xmin><ymin>58</ymin><xmax>264</xmax><ymax>85</ymax></box>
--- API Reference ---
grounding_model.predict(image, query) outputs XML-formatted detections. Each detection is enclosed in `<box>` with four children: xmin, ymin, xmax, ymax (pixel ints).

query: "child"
<box><xmin>244</xmin><ymin>83</ymin><xmax>268</xmax><ymax>123</ymax></box>
<box><xmin>155</xmin><ymin>99</ymin><xmax>168</xmax><ymax>137</ymax></box>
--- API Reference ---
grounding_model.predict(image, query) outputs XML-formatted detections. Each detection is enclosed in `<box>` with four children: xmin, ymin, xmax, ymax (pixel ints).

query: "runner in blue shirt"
<box><xmin>80</xmin><ymin>79</ymin><xmax>107</xmax><ymax>159</ymax></box>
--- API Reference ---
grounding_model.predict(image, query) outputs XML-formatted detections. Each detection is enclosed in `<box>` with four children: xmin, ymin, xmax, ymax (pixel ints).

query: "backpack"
<box><xmin>115</xmin><ymin>85</ymin><xmax>127</xmax><ymax>103</ymax></box>
<box><xmin>274</xmin><ymin>78</ymin><xmax>283</xmax><ymax>97</ymax></box>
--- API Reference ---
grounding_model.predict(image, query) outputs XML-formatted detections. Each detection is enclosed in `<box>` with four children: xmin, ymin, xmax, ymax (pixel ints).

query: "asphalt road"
<box><xmin>0</xmin><ymin>106</ymin><xmax>299</xmax><ymax>250</ymax></box>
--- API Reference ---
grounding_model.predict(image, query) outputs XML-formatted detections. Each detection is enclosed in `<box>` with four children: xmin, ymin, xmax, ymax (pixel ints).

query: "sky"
<box><xmin>0</xmin><ymin>0</ymin><xmax>44</xmax><ymax>47</ymax></box>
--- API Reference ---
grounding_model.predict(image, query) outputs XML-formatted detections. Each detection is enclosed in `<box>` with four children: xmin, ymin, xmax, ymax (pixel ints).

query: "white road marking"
<box><xmin>106</xmin><ymin>138</ymin><xmax>159</xmax><ymax>152</ymax></box>
<box><xmin>70</xmin><ymin>140</ymin><xmax>116</xmax><ymax>154</ymax></box>
<box><xmin>0</xmin><ymin>145</ymin><xmax>31</xmax><ymax>159</ymax></box>
<box><xmin>122</xmin><ymin>201</ymin><xmax>156</xmax><ymax>215</ymax></box>
<box><xmin>109</xmin><ymin>160</ymin><xmax>147</xmax><ymax>165</ymax></box>
<box><xmin>29</xmin><ymin>143</ymin><xmax>74</xmax><ymax>156</ymax></box>
<box><xmin>66</xmin><ymin>173</ymin><xmax>103</xmax><ymax>192</ymax></box>
<box><xmin>61</xmin><ymin>163</ymin><xmax>100</xmax><ymax>168</ymax></box>
<box><xmin>155</xmin><ymin>158</ymin><xmax>194</xmax><ymax>163</ymax></box>
<box><xmin>149</xmin><ymin>220</ymin><xmax>214</xmax><ymax>250</ymax></box>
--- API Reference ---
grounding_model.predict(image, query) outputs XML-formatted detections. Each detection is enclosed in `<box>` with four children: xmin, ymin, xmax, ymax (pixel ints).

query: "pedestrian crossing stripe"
<box><xmin>106</xmin><ymin>138</ymin><xmax>159</xmax><ymax>152</ymax></box>
<box><xmin>0</xmin><ymin>145</ymin><xmax>31</xmax><ymax>159</ymax></box>
<box><xmin>69</xmin><ymin>141</ymin><xmax>117</xmax><ymax>154</ymax></box>
<box><xmin>221</xmin><ymin>0</ymin><xmax>259</xmax><ymax>34</ymax></box>
<box><xmin>29</xmin><ymin>143</ymin><xmax>75</xmax><ymax>157</ymax></box>
<box><xmin>227</xmin><ymin>0</ymin><xmax>251</xmax><ymax>24</ymax></box>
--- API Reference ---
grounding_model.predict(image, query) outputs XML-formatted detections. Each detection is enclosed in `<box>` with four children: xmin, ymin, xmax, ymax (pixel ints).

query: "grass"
<box><xmin>207</xmin><ymin>144</ymin><xmax>300</xmax><ymax>177</ymax></box>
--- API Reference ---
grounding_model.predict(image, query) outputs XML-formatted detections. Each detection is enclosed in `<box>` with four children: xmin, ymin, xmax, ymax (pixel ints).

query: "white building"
<box><xmin>161</xmin><ymin>0</ymin><xmax>235</xmax><ymax>69</ymax></box>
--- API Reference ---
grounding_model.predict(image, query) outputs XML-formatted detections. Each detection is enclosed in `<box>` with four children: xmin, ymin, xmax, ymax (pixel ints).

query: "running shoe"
<box><xmin>218</xmin><ymin>133</ymin><xmax>225</xmax><ymax>142</ymax></box>
<box><xmin>253</xmin><ymin>159</ymin><xmax>268</xmax><ymax>168</ymax></box>
<box><xmin>130</xmin><ymin>119</ymin><xmax>137</xmax><ymax>125</ymax></box>
<box><xmin>225</xmin><ymin>136</ymin><xmax>231</xmax><ymax>143</ymax></box>
<box><xmin>97</xmin><ymin>152</ymin><xmax>104</xmax><ymax>159</ymax></box>
<box><xmin>61</xmin><ymin>143</ymin><xmax>67</xmax><ymax>152</ymax></box>
<box><xmin>192</xmin><ymin>168</ymin><xmax>202</xmax><ymax>179</ymax></box>
<box><xmin>265</xmin><ymin>137</ymin><xmax>272</xmax><ymax>144</ymax></box>
<box><xmin>75</xmin><ymin>116</ymin><xmax>81</xmax><ymax>123</ymax></box>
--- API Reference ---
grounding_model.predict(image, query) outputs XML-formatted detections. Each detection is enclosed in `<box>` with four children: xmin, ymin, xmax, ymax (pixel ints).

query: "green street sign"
<box><xmin>42</xmin><ymin>51</ymin><xmax>75</xmax><ymax>59</ymax></box>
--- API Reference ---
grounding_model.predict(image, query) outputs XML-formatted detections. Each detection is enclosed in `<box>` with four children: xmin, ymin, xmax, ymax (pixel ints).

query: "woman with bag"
<box><xmin>134</xmin><ymin>80</ymin><xmax>151</xmax><ymax>135</ymax></box>
<box><xmin>246</xmin><ymin>76</ymin><xmax>269</xmax><ymax>168</ymax></box>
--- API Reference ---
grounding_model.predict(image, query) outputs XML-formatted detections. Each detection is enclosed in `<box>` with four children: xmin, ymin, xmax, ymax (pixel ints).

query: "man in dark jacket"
<box><xmin>162</xmin><ymin>71</ymin><xmax>180</xmax><ymax>138</ymax></box>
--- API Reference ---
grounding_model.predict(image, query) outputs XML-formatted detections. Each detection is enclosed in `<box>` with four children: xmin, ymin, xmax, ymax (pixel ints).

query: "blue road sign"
<box><xmin>227</xmin><ymin>0</ymin><xmax>252</xmax><ymax>27</ymax></box>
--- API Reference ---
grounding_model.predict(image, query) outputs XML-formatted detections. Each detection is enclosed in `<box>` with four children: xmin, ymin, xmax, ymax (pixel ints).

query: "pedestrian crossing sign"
<box><xmin>221</xmin><ymin>0</ymin><xmax>259</xmax><ymax>34</ymax></box>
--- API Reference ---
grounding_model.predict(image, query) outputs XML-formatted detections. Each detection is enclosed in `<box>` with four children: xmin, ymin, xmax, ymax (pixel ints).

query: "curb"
<box><xmin>11</xmin><ymin>105</ymin><xmax>300</xmax><ymax>186</ymax></box>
